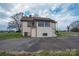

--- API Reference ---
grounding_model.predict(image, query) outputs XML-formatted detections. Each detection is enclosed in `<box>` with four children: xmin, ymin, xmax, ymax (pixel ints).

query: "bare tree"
<box><xmin>67</xmin><ymin>26</ymin><xmax>70</xmax><ymax>32</ymax></box>
<box><xmin>69</xmin><ymin>21</ymin><xmax>79</xmax><ymax>32</ymax></box>
<box><xmin>7</xmin><ymin>21</ymin><xmax>17</xmax><ymax>32</ymax></box>
<box><xmin>10</xmin><ymin>12</ymin><xmax>23</xmax><ymax>32</ymax></box>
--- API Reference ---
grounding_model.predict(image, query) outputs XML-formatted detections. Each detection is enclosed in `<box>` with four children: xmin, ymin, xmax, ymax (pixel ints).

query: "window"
<box><xmin>38</xmin><ymin>22</ymin><xmax>44</xmax><ymax>27</ymax></box>
<box><xmin>45</xmin><ymin>22</ymin><xmax>50</xmax><ymax>27</ymax></box>
<box><xmin>38</xmin><ymin>21</ymin><xmax>50</xmax><ymax>27</ymax></box>
<box><xmin>43</xmin><ymin>33</ymin><xmax>47</xmax><ymax>36</ymax></box>
<box><xmin>27</xmin><ymin>22</ymin><xmax>35</xmax><ymax>27</ymax></box>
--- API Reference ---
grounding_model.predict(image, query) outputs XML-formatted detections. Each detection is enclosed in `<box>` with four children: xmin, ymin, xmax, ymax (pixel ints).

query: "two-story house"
<box><xmin>20</xmin><ymin>15</ymin><xmax>57</xmax><ymax>37</ymax></box>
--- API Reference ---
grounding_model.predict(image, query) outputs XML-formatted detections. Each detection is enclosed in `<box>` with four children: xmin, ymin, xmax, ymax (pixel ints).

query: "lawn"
<box><xmin>56</xmin><ymin>31</ymin><xmax>79</xmax><ymax>37</ymax></box>
<box><xmin>0</xmin><ymin>32</ymin><xmax>79</xmax><ymax>56</ymax></box>
<box><xmin>0</xmin><ymin>32</ymin><xmax>22</xmax><ymax>40</ymax></box>
<box><xmin>0</xmin><ymin>31</ymin><xmax>79</xmax><ymax>40</ymax></box>
<box><xmin>0</xmin><ymin>50</ymin><xmax>79</xmax><ymax>56</ymax></box>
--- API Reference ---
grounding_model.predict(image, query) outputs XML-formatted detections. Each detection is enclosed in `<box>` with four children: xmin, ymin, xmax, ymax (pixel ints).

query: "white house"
<box><xmin>20</xmin><ymin>15</ymin><xmax>57</xmax><ymax>37</ymax></box>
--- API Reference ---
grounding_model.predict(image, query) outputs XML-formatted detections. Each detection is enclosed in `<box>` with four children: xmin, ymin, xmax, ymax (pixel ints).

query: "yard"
<box><xmin>0</xmin><ymin>50</ymin><xmax>79</xmax><ymax>56</ymax></box>
<box><xmin>0</xmin><ymin>31</ymin><xmax>79</xmax><ymax>40</ymax></box>
<box><xmin>56</xmin><ymin>31</ymin><xmax>79</xmax><ymax>38</ymax></box>
<box><xmin>0</xmin><ymin>31</ymin><xmax>79</xmax><ymax>56</ymax></box>
<box><xmin>0</xmin><ymin>32</ymin><xmax>22</xmax><ymax>40</ymax></box>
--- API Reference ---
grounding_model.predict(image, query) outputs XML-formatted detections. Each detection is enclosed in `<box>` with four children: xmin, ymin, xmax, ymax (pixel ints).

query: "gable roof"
<box><xmin>21</xmin><ymin>16</ymin><xmax>57</xmax><ymax>23</ymax></box>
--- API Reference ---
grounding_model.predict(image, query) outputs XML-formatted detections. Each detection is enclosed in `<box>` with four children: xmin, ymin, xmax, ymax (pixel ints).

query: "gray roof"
<box><xmin>21</xmin><ymin>16</ymin><xmax>57</xmax><ymax>23</ymax></box>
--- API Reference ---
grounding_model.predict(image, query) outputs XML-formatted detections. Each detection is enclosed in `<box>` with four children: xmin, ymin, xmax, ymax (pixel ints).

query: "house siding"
<box><xmin>22</xmin><ymin>22</ymin><xmax>31</xmax><ymax>36</ymax></box>
<box><xmin>21</xmin><ymin>21</ymin><xmax>56</xmax><ymax>37</ymax></box>
<box><xmin>36</xmin><ymin>22</ymin><xmax>56</xmax><ymax>37</ymax></box>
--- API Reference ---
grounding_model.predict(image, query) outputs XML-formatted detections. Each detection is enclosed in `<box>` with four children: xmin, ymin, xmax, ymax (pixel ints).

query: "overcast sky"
<box><xmin>0</xmin><ymin>3</ymin><xmax>79</xmax><ymax>30</ymax></box>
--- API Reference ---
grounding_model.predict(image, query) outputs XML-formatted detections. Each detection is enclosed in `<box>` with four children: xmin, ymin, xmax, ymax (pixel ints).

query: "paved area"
<box><xmin>0</xmin><ymin>35</ymin><xmax>79</xmax><ymax>52</ymax></box>
<box><xmin>26</xmin><ymin>37</ymin><xmax>79</xmax><ymax>52</ymax></box>
<box><xmin>0</xmin><ymin>38</ymin><xmax>39</xmax><ymax>51</ymax></box>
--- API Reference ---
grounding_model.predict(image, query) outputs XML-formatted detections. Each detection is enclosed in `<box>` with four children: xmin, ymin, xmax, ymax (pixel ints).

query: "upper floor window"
<box><xmin>38</xmin><ymin>21</ymin><xmax>50</xmax><ymax>27</ymax></box>
<box><xmin>27</xmin><ymin>21</ymin><xmax>35</xmax><ymax>27</ymax></box>
<box><xmin>38</xmin><ymin>22</ymin><xmax>44</xmax><ymax>27</ymax></box>
<box><xmin>45</xmin><ymin>22</ymin><xmax>50</xmax><ymax>27</ymax></box>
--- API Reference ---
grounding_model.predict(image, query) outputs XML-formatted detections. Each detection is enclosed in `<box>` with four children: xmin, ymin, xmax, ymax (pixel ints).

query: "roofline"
<box><xmin>20</xmin><ymin>17</ymin><xmax>57</xmax><ymax>23</ymax></box>
<box><xmin>21</xmin><ymin>20</ymin><xmax>57</xmax><ymax>23</ymax></box>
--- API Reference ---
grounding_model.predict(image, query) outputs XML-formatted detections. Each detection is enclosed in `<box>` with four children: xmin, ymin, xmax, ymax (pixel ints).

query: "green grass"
<box><xmin>0</xmin><ymin>31</ymin><xmax>78</xmax><ymax>40</ymax></box>
<box><xmin>56</xmin><ymin>32</ymin><xmax>79</xmax><ymax>37</ymax></box>
<box><xmin>34</xmin><ymin>50</ymin><xmax>76</xmax><ymax>56</ymax></box>
<box><xmin>0</xmin><ymin>50</ymin><xmax>79</xmax><ymax>56</ymax></box>
<box><xmin>33</xmin><ymin>50</ymin><xmax>79</xmax><ymax>56</ymax></box>
<box><xmin>0</xmin><ymin>32</ymin><xmax>22</xmax><ymax>40</ymax></box>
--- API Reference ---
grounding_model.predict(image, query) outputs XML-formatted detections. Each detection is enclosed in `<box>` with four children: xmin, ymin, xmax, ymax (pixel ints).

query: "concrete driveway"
<box><xmin>0</xmin><ymin>36</ymin><xmax>79</xmax><ymax>52</ymax></box>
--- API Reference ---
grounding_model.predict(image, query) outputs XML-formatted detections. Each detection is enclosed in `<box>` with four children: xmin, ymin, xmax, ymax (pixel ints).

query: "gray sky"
<box><xmin>0</xmin><ymin>3</ymin><xmax>79</xmax><ymax>30</ymax></box>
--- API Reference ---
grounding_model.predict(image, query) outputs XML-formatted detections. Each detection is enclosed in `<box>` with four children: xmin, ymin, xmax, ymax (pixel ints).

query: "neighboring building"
<box><xmin>20</xmin><ymin>15</ymin><xmax>57</xmax><ymax>37</ymax></box>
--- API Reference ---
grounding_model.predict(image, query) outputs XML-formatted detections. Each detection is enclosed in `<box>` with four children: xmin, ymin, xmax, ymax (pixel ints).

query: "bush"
<box><xmin>55</xmin><ymin>31</ymin><xmax>59</xmax><ymax>35</ymax></box>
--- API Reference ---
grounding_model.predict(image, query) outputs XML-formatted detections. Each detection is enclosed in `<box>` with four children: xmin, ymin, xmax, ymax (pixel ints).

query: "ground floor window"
<box><xmin>43</xmin><ymin>33</ymin><xmax>48</xmax><ymax>36</ymax></box>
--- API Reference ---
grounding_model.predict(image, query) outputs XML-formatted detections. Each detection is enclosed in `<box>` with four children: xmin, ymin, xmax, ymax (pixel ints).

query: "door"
<box><xmin>31</xmin><ymin>28</ymin><xmax>36</xmax><ymax>37</ymax></box>
<box><xmin>24</xmin><ymin>32</ymin><xmax>28</xmax><ymax>36</ymax></box>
